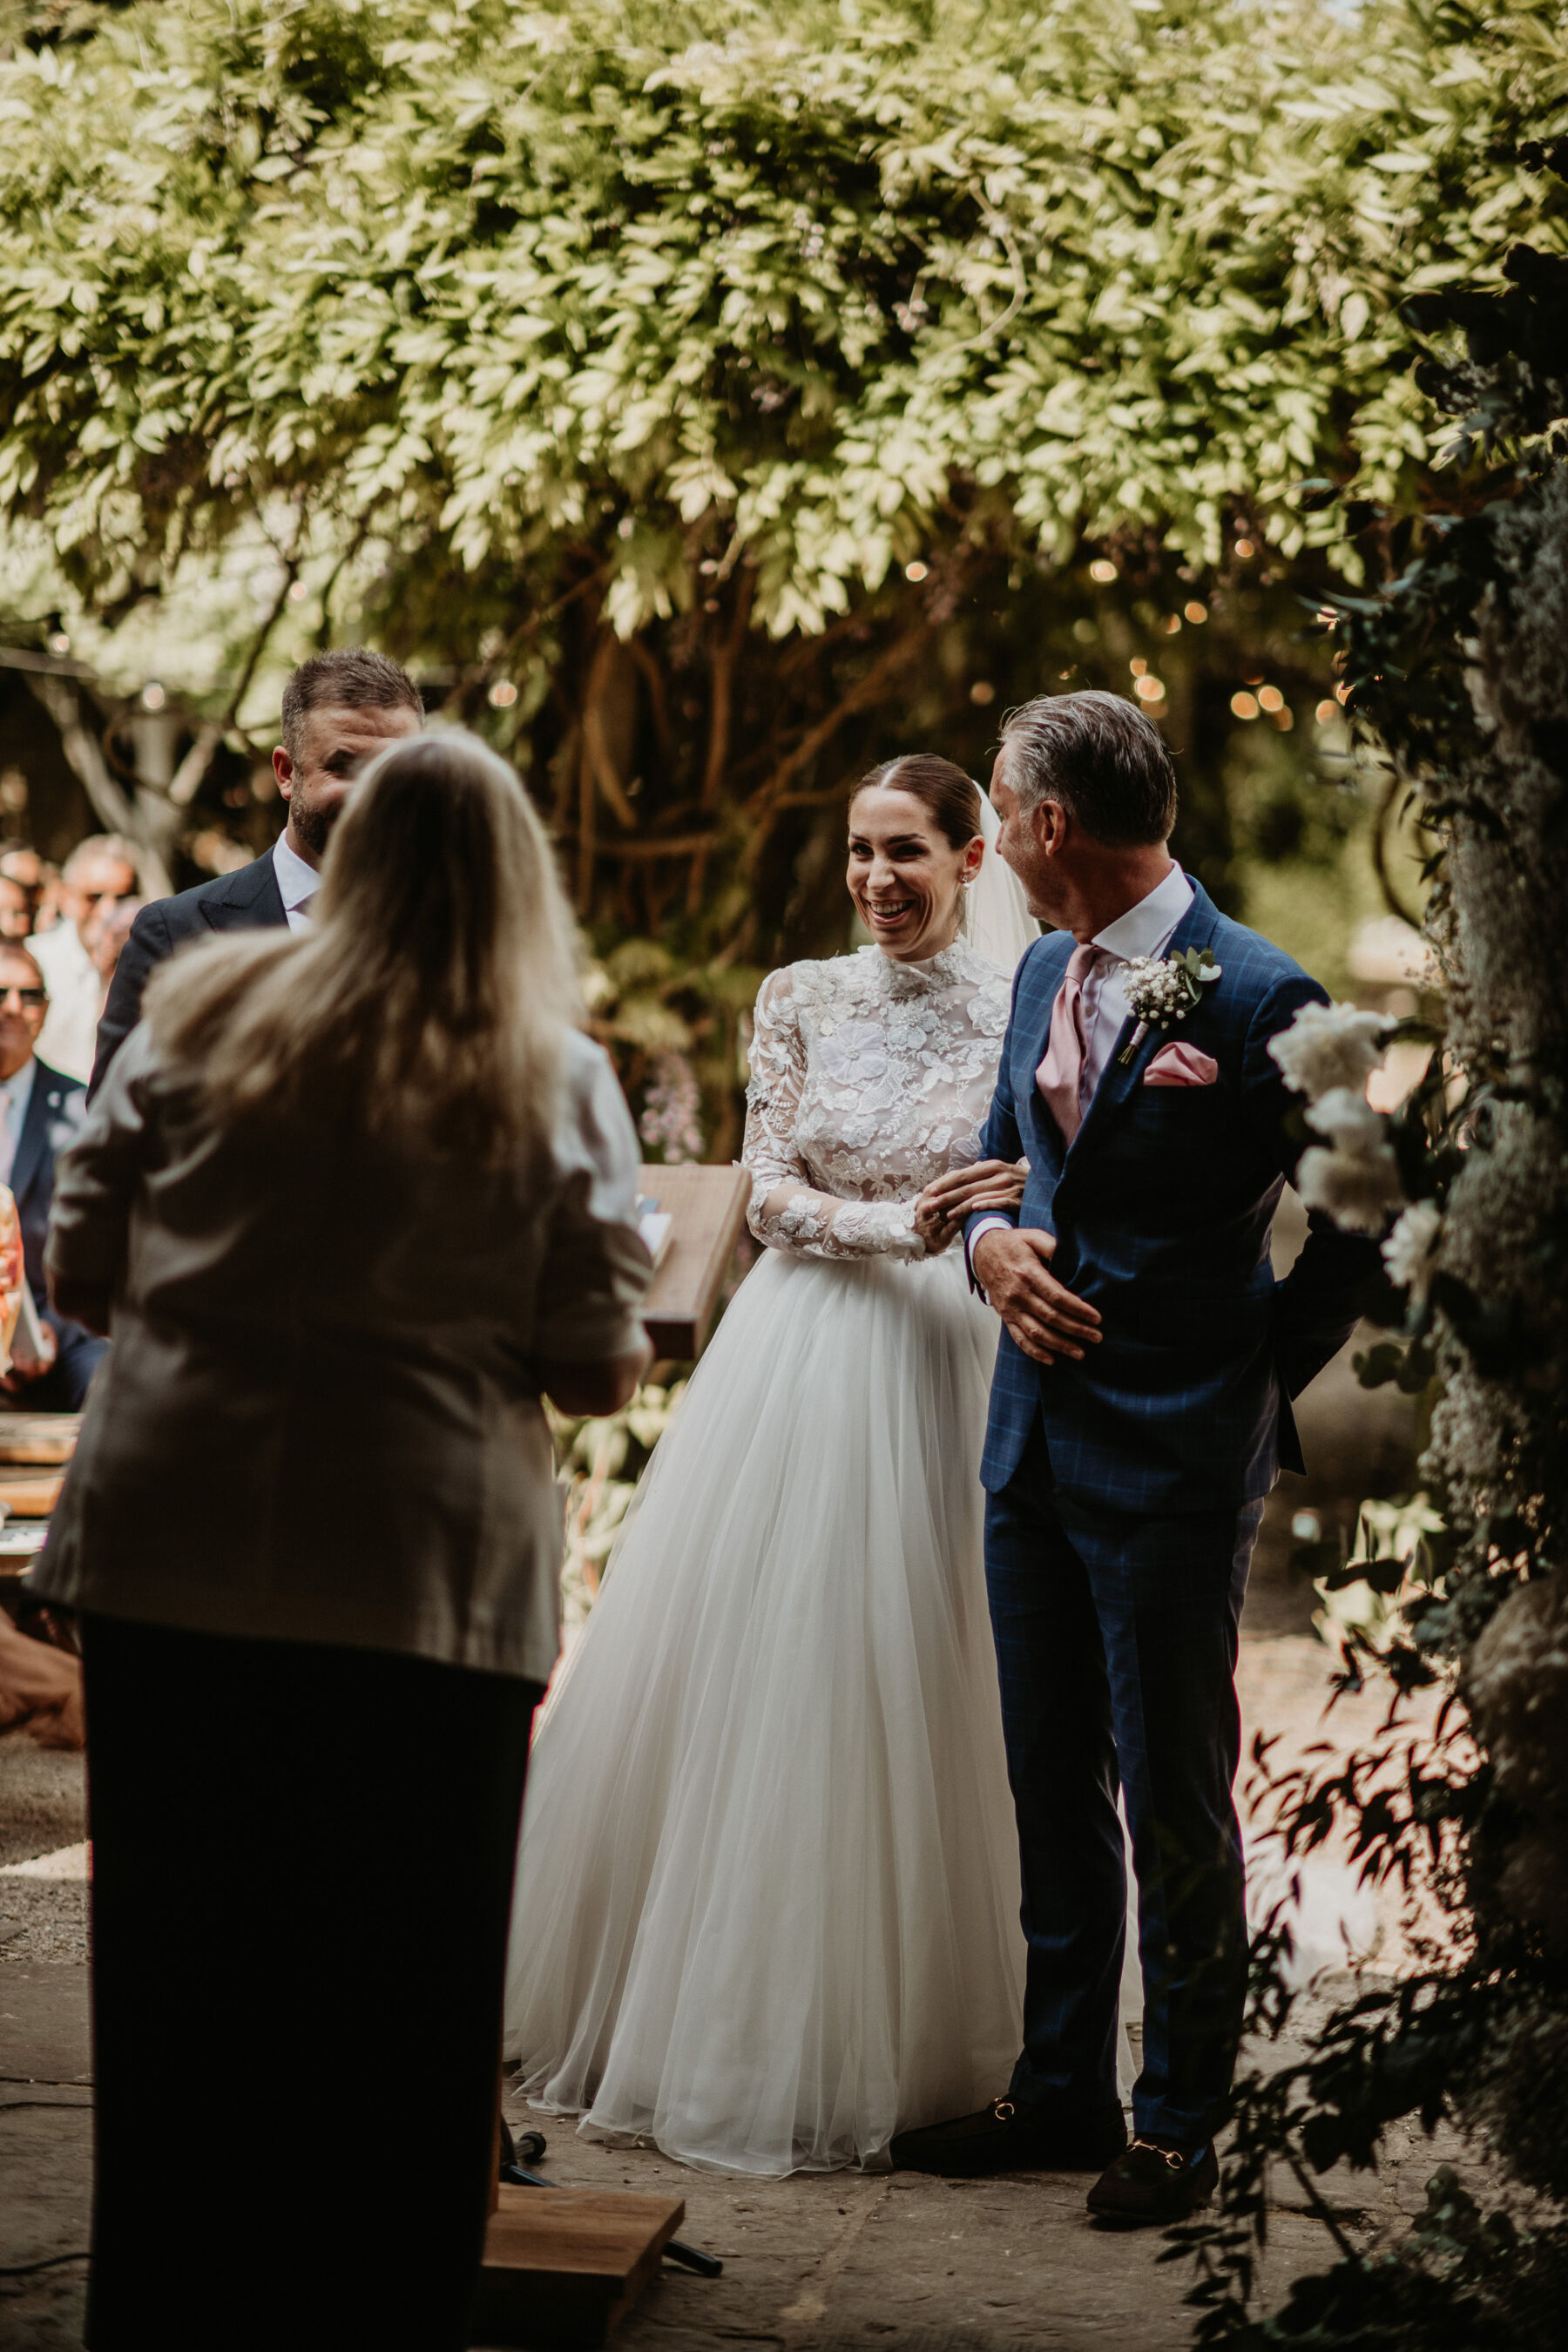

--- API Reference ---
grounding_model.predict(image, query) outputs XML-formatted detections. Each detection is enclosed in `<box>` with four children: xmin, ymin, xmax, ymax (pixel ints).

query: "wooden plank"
<box><xmin>0</xmin><ymin>1414</ymin><xmax>79</xmax><ymax>1466</ymax></box>
<box><xmin>474</xmin><ymin>2185</ymin><xmax>686</xmax><ymax>2347</ymax></box>
<box><xmin>0</xmin><ymin>1470</ymin><xmax>64</xmax><ymax>1517</ymax></box>
<box><xmin>637</xmin><ymin>1163</ymin><xmax>751</xmax><ymax>1362</ymax></box>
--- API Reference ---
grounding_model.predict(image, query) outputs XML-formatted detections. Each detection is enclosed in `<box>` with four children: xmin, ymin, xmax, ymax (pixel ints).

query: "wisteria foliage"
<box><xmin>1</xmin><ymin>0</ymin><xmax>1565</xmax><ymax>659</ymax></box>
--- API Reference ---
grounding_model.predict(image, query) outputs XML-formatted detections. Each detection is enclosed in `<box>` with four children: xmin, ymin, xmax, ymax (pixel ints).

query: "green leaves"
<box><xmin>2</xmin><ymin>1</ymin><xmax>1564</xmax><ymax>645</ymax></box>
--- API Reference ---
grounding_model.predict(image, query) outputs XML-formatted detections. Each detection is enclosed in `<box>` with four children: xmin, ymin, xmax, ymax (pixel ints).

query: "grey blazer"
<box><xmin>36</xmin><ymin>1024</ymin><xmax>651</xmax><ymax>1682</ymax></box>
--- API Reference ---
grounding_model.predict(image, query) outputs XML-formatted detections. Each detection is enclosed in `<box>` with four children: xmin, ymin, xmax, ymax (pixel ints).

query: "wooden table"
<box><xmin>637</xmin><ymin>1163</ymin><xmax>751</xmax><ymax>1360</ymax></box>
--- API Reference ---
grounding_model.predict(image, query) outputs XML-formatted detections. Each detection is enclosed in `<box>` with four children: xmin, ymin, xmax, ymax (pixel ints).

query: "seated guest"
<box><xmin>90</xmin><ymin>645</ymin><xmax>423</xmax><ymax>1094</ymax></box>
<box><xmin>30</xmin><ymin>834</ymin><xmax>139</xmax><ymax>1082</ymax></box>
<box><xmin>84</xmin><ymin>894</ymin><xmax>145</xmax><ymax>1016</ymax></box>
<box><xmin>0</xmin><ymin>867</ymin><xmax>35</xmax><ymax>943</ymax></box>
<box><xmin>37</xmin><ymin>730</ymin><xmax>652</xmax><ymax>2352</ymax></box>
<box><xmin>0</xmin><ymin>944</ymin><xmax>105</xmax><ymax>1409</ymax></box>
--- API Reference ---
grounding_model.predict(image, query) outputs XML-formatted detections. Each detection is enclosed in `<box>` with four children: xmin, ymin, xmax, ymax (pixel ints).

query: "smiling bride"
<box><xmin>503</xmin><ymin>754</ymin><xmax>1092</xmax><ymax>2177</ymax></box>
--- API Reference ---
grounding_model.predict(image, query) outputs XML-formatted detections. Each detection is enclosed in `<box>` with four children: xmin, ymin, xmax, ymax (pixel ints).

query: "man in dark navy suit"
<box><xmin>893</xmin><ymin>693</ymin><xmax>1379</xmax><ymax>2224</ymax></box>
<box><xmin>89</xmin><ymin>647</ymin><xmax>423</xmax><ymax>1096</ymax></box>
<box><xmin>0</xmin><ymin>944</ymin><xmax>105</xmax><ymax>1409</ymax></box>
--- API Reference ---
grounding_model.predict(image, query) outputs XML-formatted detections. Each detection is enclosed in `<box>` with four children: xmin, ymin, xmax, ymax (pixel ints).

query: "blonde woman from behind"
<box><xmin>36</xmin><ymin>731</ymin><xmax>653</xmax><ymax>2352</ymax></box>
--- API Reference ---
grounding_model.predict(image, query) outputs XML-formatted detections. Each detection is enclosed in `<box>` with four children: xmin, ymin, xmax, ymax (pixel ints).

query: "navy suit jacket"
<box><xmin>966</xmin><ymin>882</ymin><xmax>1380</xmax><ymax>1513</ymax></box>
<box><xmin>89</xmin><ymin>849</ymin><xmax>287</xmax><ymax>1099</ymax></box>
<box><xmin>10</xmin><ymin>1056</ymin><xmax>97</xmax><ymax>1361</ymax></box>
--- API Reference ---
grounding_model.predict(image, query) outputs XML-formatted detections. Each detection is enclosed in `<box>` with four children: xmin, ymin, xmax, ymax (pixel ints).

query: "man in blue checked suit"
<box><xmin>891</xmin><ymin>693</ymin><xmax>1379</xmax><ymax>2225</ymax></box>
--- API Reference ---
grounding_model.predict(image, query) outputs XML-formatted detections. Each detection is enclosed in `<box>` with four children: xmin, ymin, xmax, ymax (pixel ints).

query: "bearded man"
<box><xmin>89</xmin><ymin>647</ymin><xmax>423</xmax><ymax>1095</ymax></box>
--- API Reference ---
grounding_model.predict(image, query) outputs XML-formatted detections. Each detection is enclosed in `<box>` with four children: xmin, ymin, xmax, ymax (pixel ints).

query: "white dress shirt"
<box><xmin>1067</xmin><ymin>861</ymin><xmax>1195</xmax><ymax>1112</ymax></box>
<box><xmin>968</xmin><ymin>862</ymin><xmax>1195</xmax><ymax>1280</ymax></box>
<box><xmin>271</xmin><ymin>832</ymin><xmax>322</xmax><ymax>933</ymax></box>
<box><xmin>29</xmin><ymin>923</ymin><xmax>101</xmax><ymax>1085</ymax></box>
<box><xmin>0</xmin><ymin>1052</ymin><xmax>37</xmax><ymax>1186</ymax></box>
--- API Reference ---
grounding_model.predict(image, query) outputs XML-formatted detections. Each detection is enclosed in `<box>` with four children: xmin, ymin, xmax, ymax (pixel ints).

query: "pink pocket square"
<box><xmin>1143</xmin><ymin>1042</ymin><xmax>1218</xmax><ymax>1087</ymax></box>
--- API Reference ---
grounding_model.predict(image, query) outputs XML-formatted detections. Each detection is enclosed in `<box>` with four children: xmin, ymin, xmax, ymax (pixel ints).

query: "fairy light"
<box><xmin>1184</xmin><ymin>601</ymin><xmax>1207</xmax><ymax>624</ymax></box>
<box><xmin>1230</xmin><ymin>691</ymin><xmax>1260</xmax><ymax>720</ymax></box>
<box><xmin>1089</xmin><ymin>558</ymin><xmax>1118</xmax><ymax>583</ymax></box>
<box><xmin>969</xmin><ymin>680</ymin><xmax>996</xmax><ymax>706</ymax></box>
<box><xmin>1129</xmin><ymin>657</ymin><xmax>1148</xmax><ymax>677</ymax></box>
<box><xmin>904</xmin><ymin>561</ymin><xmax>929</xmax><ymax>582</ymax></box>
<box><xmin>1315</xmin><ymin>699</ymin><xmax>1338</xmax><ymax>724</ymax></box>
<box><xmin>488</xmin><ymin>680</ymin><xmax>518</xmax><ymax>708</ymax></box>
<box><xmin>1258</xmin><ymin>686</ymin><xmax>1284</xmax><ymax>713</ymax></box>
<box><xmin>1134</xmin><ymin>676</ymin><xmax>1166</xmax><ymax>703</ymax></box>
<box><xmin>141</xmin><ymin>681</ymin><xmax>166</xmax><ymax>711</ymax></box>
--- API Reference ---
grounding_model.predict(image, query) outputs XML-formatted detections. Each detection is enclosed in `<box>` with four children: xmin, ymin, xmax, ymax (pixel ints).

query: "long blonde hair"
<box><xmin>145</xmin><ymin>730</ymin><xmax>582</xmax><ymax>1167</ymax></box>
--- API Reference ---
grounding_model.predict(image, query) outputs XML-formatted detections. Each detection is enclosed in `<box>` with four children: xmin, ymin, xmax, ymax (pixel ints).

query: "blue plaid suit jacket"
<box><xmin>966</xmin><ymin>882</ymin><xmax>1380</xmax><ymax>1511</ymax></box>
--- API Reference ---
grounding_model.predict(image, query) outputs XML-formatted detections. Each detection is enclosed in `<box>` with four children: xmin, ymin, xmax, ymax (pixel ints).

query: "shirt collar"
<box><xmin>1092</xmin><ymin>863</ymin><xmax>1194</xmax><ymax>965</ymax></box>
<box><xmin>271</xmin><ymin>830</ymin><xmax>321</xmax><ymax>915</ymax></box>
<box><xmin>1</xmin><ymin>1054</ymin><xmax>37</xmax><ymax>1111</ymax></box>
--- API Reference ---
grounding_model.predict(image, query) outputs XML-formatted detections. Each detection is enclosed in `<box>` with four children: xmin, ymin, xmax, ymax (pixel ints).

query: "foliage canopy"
<box><xmin>3</xmin><ymin>0</ymin><xmax>1565</xmax><ymax>647</ymax></box>
<box><xmin>2</xmin><ymin>1</ymin><xmax>1565</xmax><ymax>1156</ymax></box>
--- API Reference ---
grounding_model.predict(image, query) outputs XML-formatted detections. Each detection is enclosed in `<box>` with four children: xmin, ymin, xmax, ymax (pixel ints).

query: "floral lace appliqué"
<box><xmin>742</xmin><ymin>943</ymin><xmax>1011</xmax><ymax>1263</ymax></box>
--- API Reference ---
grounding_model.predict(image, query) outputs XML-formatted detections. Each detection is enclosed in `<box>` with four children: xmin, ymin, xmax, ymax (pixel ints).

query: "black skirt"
<box><xmin>80</xmin><ymin>1612</ymin><xmax>542</xmax><ymax>2351</ymax></box>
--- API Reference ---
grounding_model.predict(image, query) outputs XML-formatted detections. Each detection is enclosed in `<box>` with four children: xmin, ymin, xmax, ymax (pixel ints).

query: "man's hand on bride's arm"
<box><xmin>970</xmin><ymin>1227</ymin><xmax>1101</xmax><ymax>1364</ymax></box>
<box><xmin>912</xmin><ymin>1159</ymin><xmax>1027</xmax><ymax>1254</ymax></box>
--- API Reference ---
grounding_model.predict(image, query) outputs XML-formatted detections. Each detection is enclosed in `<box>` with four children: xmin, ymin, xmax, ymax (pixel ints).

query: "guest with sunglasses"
<box><xmin>0</xmin><ymin>943</ymin><xmax>104</xmax><ymax>1408</ymax></box>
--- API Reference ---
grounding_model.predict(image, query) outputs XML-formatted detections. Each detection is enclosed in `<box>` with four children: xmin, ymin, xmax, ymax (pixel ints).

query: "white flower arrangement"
<box><xmin>1381</xmin><ymin>1200</ymin><xmax>1442</xmax><ymax>1300</ymax></box>
<box><xmin>1270</xmin><ymin>999</ymin><xmax>1415</xmax><ymax>1240</ymax></box>
<box><xmin>1118</xmin><ymin>946</ymin><xmax>1220</xmax><ymax>1063</ymax></box>
<box><xmin>1267</xmin><ymin>1000</ymin><xmax>1390</xmax><ymax>1098</ymax></box>
<box><xmin>1296</xmin><ymin>1086</ymin><xmax>1405</xmax><ymax>1233</ymax></box>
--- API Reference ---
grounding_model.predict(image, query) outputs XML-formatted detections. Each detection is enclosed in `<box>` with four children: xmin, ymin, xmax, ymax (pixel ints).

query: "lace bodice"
<box><xmin>743</xmin><ymin>941</ymin><xmax>1012</xmax><ymax>1260</ymax></box>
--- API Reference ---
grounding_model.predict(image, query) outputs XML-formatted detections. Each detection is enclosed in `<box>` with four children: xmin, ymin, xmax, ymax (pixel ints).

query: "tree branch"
<box><xmin>22</xmin><ymin>673</ymin><xmax>173</xmax><ymax>896</ymax></box>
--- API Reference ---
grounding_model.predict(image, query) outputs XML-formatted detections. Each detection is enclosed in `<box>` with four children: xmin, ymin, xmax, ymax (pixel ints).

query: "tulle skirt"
<box><xmin>502</xmin><ymin>1240</ymin><xmax>1038</xmax><ymax>2176</ymax></box>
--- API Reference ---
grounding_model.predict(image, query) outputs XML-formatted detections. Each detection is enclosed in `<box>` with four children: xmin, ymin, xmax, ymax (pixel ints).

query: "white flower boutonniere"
<box><xmin>1118</xmin><ymin>946</ymin><xmax>1222</xmax><ymax>1064</ymax></box>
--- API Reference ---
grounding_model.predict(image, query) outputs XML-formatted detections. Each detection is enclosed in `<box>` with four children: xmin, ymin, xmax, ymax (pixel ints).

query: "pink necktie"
<box><xmin>1037</xmin><ymin>943</ymin><xmax>1098</xmax><ymax>1144</ymax></box>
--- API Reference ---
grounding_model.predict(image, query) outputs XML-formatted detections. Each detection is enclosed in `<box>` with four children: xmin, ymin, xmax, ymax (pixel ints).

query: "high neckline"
<box><xmin>861</xmin><ymin>939</ymin><xmax>968</xmax><ymax>990</ymax></box>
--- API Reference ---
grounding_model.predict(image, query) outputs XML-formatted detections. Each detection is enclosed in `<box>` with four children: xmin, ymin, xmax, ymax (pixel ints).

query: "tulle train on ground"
<box><xmin>502</xmin><ymin>1242</ymin><xmax>1033</xmax><ymax>2176</ymax></box>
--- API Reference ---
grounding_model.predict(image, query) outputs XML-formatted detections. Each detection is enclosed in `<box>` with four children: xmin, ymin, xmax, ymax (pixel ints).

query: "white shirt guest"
<box><xmin>30</xmin><ymin>834</ymin><xmax>139</xmax><ymax>1082</ymax></box>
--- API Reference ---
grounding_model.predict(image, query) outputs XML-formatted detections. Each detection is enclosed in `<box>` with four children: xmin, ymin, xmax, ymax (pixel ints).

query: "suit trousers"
<box><xmin>983</xmin><ymin>1415</ymin><xmax>1262</xmax><ymax>2145</ymax></box>
<box><xmin>80</xmin><ymin>1613</ymin><xmax>543</xmax><ymax>2351</ymax></box>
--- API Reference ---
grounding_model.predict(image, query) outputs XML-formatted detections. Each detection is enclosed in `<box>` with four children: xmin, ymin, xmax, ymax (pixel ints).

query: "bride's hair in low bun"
<box><xmin>850</xmin><ymin>754</ymin><xmax>982</xmax><ymax>850</ymax></box>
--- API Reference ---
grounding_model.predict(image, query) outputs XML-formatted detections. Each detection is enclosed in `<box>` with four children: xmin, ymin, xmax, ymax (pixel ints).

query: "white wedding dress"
<box><xmin>504</xmin><ymin>880</ymin><xmax>1133</xmax><ymax>2174</ymax></box>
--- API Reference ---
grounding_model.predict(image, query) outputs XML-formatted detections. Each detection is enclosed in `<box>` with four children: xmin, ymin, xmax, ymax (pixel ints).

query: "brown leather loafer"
<box><xmin>1085</xmin><ymin>2134</ymin><xmax>1219</xmax><ymax>2226</ymax></box>
<box><xmin>890</xmin><ymin>2096</ymin><xmax>1128</xmax><ymax>2177</ymax></box>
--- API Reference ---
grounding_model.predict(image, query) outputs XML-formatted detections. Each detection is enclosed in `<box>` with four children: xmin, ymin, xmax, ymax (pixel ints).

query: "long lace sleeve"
<box><xmin>743</xmin><ymin>970</ymin><xmax>925</xmax><ymax>1261</ymax></box>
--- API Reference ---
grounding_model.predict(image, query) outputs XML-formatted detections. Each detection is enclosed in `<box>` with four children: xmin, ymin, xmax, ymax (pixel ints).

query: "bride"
<box><xmin>504</xmin><ymin>754</ymin><xmax>1098</xmax><ymax>2177</ymax></box>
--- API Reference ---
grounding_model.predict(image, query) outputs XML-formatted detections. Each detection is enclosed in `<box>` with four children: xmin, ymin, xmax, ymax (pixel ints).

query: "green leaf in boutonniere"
<box><xmin>1118</xmin><ymin>947</ymin><xmax>1223</xmax><ymax>1063</ymax></box>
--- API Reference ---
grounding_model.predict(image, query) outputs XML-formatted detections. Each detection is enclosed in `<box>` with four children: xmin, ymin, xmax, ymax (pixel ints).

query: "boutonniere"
<box><xmin>1118</xmin><ymin>947</ymin><xmax>1222</xmax><ymax>1065</ymax></box>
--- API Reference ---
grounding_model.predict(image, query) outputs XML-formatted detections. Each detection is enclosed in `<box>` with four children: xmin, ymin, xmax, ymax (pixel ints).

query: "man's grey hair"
<box><xmin>63</xmin><ymin>834</ymin><xmax>139</xmax><ymax>885</ymax></box>
<box><xmin>997</xmin><ymin>692</ymin><xmax>1178</xmax><ymax>848</ymax></box>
